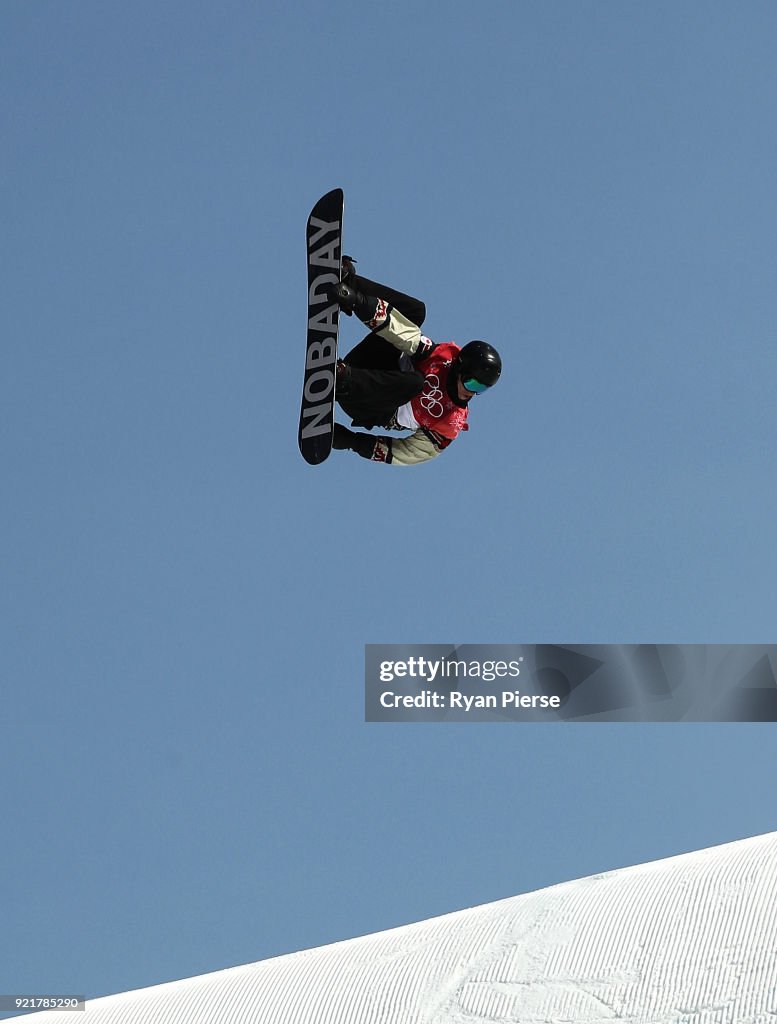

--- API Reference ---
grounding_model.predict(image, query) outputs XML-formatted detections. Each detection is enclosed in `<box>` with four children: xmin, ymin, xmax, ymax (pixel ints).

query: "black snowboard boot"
<box><xmin>328</xmin><ymin>281</ymin><xmax>377</xmax><ymax>322</ymax></box>
<box><xmin>341</xmin><ymin>255</ymin><xmax>357</xmax><ymax>283</ymax></box>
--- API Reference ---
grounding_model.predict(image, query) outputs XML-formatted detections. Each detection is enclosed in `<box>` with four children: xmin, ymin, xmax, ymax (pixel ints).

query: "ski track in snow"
<box><xmin>13</xmin><ymin>832</ymin><xmax>777</xmax><ymax>1024</ymax></box>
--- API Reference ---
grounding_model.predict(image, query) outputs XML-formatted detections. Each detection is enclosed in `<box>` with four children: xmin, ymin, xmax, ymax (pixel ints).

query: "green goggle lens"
<box><xmin>462</xmin><ymin>377</ymin><xmax>489</xmax><ymax>394</ymax></box>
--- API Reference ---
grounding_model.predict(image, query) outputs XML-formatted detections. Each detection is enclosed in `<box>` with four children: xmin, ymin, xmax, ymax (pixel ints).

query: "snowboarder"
<box><xmin>328</xmin><ymin>259</ymin><xmax>502</xmax><ymax>466</ymax></box>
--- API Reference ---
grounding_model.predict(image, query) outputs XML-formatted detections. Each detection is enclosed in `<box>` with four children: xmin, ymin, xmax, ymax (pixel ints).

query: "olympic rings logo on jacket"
<box><xmin>419</xmin><ymin>373</ymin><xmax>444</xmax><ymax>418</ymax></box>
<box><xmin>408</xmin><ymin>343</ymin><xmax>469</xmax><ymax>440</ymax></box>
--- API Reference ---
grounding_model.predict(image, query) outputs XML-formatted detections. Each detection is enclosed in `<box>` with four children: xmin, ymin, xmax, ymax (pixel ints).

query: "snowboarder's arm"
<box><xmin>329</xmin><ymin>283</ymin><xmax>435</xmax><ymax>361</ymax></box>
<box><xmin>333</xmin><ymin>424</ymin><xmax>451</xmax><ymax>466</ymax></box>
<box><xmin>367</xmin><ymin>301</ymin><xmax>435</xmax><ymax>361</ymax></box>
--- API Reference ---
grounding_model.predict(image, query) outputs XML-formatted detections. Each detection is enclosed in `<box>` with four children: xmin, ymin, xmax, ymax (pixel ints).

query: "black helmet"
<box><xmin>457</xmin><ymin>341</ymin><xmax>501</xmax><ymax>393</ymax></box>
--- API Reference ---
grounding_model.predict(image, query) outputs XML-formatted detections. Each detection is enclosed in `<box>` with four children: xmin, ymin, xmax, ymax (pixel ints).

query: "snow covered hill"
<box><xmin>16</xmin><ymin>832</ymin><xmax>777</xmax><ymax>1023</ymax></box>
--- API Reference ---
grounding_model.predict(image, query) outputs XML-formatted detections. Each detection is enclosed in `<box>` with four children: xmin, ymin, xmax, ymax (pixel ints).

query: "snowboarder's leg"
<box><xmin>340</xmin><ymin>257</ymin><xmax>426</xmax><ymax>326</ymax></box>
<box><xmin>350</xmin><ymin>274</ymin><xmax>426</xmax><ymax>328</ymax></box>
<box><xmin>337</xmin><ymin>363</ymin><xmax>424</xmax><ymax>428</ymax></box>
<box><xmin>343</xmin><ymin>333</ymin><xmax>400</xmax><ymax>370</ymax></box>
<box><xmin>342</xmin><ymin>275</ymin><xmax>426</xmax><ymax>369</ymax></box>
<box><xmin>332</xmin><ymin>265</ymin><xmax>426</xmax><ymax>424</ymax></box>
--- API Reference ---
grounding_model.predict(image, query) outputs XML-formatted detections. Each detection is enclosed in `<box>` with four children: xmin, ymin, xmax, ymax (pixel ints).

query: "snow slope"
<box><xmin>16</xmin><ymin>832</ymin><xmax>777</xmax><ymax>1023</ymax></box>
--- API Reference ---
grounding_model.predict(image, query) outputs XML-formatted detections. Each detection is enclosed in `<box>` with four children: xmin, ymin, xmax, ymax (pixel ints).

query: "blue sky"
<box><xmin>3</xmin><ymin>0</ymin><xmax>777</xmax><ymax>1010</ymax></box>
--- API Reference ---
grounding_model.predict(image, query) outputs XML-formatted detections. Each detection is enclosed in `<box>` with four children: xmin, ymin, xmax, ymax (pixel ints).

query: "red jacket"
<box><xmin>399</xmin><ymin>342</ymin><xmax>469</xmax><ymax>440</ymax></box>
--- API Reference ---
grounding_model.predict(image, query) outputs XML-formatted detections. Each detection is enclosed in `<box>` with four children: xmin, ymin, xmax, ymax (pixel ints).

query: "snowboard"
<box><xmin>298</xmin><ymin>188</ymin><xmax>344</xmax><ymax>465</ymax></box>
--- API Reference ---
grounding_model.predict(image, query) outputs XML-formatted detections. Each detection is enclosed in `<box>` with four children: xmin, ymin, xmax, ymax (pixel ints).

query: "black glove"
<box><xmin>332</xmin><ymin>423</ymin><xmax>356</xmax><ymax>450</ymax></box>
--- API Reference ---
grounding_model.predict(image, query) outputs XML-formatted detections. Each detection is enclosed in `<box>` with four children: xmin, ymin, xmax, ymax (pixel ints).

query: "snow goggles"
<box><xmin>462</xmin><ymin>377</ymin><xmax>490</xmax><ymax>395</ymax></box>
